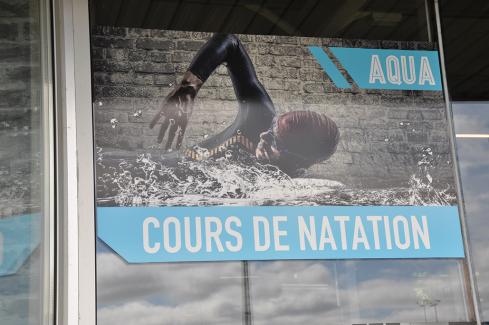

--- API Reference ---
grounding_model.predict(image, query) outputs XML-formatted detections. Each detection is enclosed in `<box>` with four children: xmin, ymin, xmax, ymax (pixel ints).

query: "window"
<box><xmin>90</xmin><ymin>1</ymin><xmax>473</xmax><ymax>324</ymax></box>
<box><xmin>453</xmin><ymin>102</ymin><xmax>489</xmax><ymax>322</ymax></box>
<box><xmin>0</xmin><ymin>0</ymin><xmax>54</xmax><ymax>324</ymax></box>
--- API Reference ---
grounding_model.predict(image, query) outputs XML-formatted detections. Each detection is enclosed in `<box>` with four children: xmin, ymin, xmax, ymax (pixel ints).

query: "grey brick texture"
<box><xmin>0</xmin><ymin>0</ymin><xmax>42</xmax><ymax>217</ymax></box>
<box><xmin>92</xmin><ymin>26</ymin><xmax>454</xmax><ymax>188</ymax></box>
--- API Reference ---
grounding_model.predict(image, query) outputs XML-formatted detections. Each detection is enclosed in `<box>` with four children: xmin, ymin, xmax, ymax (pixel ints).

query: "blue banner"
<box><xmin>309</xmin><ymin>47</ymin><xmax>442</xmax><ymax>91</ymax></box>
<box><xmin>0</xmin><ymin>214</ymin><xmax>41</xmax><ymax>276</ymax></box>
<box><xmin>307</xmin><ymin>46</ymin><xmax>352</xmax><ymax>89</ymax></box>
<box><xmin>97</xmin><ymin>206</ymin><xmax>464</xmax><ymax>263</ymax></box>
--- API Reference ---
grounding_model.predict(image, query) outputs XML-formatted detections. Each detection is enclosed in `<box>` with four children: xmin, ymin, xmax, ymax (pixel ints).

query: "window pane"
<box><xmin>453</xmin><ymin>102</ymin><xmax>489</xmax><ymax>322</ymax></box>
<box><xmin>453</xmin><ymin>103</ymin><xmax>489</xmax><ymax>134</ymax></box>
<box><xmin>0</xmin><ymin>0</ymin><xmax>51</xmax><ymax>323</ymax></box>
<box><xmin>91</xmin><ymin>2</ymin><xmax>472</xmax><ymax>324</ymax></box>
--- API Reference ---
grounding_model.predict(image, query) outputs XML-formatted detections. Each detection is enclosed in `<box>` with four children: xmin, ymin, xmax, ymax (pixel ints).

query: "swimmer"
<box><xmin>150</xmin><ymin>34</ymin><xmax>339</xmax><ymax>175</ymax></box>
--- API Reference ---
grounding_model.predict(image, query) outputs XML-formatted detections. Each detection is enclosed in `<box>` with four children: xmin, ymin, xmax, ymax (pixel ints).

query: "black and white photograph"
<box><xmin>92</xmin><ymin>28</ymin><xmax>456</xmax><ymax>208</ymax></box>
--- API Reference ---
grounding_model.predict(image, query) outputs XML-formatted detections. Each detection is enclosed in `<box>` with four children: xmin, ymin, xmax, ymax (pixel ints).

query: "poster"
<box><xmin>92</xmin><ymin>29</ymin><xmax>464</xmax><ymax>262</ymax></box>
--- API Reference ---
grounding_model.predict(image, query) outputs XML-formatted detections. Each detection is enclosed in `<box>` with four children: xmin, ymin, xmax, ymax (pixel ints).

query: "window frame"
<box><xmin>55</xmin><ymin>0</ymin><xmax>484</xmax><ymax>324</ymax></box>
<box><xmin>52</xmin><ymin>0</ymin><xmax>96</xmax><ymax>323</ymax></box>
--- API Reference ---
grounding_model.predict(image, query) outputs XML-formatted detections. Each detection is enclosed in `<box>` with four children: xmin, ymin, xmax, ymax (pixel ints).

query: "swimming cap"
<box><xmin>274</xmin><ymin>111</ymin><xmax>339</xmax><ymax>167</ymax></box>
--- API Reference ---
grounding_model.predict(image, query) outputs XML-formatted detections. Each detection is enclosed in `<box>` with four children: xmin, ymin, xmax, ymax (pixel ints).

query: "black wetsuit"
<box><xmin>189</xmin><ymin>33</ymin><xmax>276</xmax><ymax>150</ymax></box>
<box><xmin>162</xmin><ymin>34</ymin><xmax>275</xmax><ymax>163</ymax></box>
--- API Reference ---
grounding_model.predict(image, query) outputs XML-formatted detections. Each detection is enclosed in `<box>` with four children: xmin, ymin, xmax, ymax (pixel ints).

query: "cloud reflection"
<box><xmin>453</xmin><ymin>102</ymin><xmax>489</xmax><ymax>320</ymax></box>
<box><xmin>97</xmin><ymin>249</ymin><xmax>468</xmax><ymax>325</ymax></box>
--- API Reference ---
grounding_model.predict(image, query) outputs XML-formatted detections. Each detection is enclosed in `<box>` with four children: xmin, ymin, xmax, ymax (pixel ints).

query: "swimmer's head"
<box><xmin>256</xmin><ymin>111</ymin><xmax>339</xmax><ymax>174</ymax></box>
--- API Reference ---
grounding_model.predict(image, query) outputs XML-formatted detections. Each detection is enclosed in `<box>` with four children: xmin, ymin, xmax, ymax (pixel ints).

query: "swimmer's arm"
<box><xmin>149</xmin><ymin>71</ymin><xmax>203</xmax><ymax>150</ymax></box>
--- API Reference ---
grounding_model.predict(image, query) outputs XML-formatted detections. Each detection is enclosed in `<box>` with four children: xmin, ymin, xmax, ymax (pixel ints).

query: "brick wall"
<box><xmin>91</xmin><ymin>26</ymin><xmax>454</xmax><ymax>188</ymax></box>
<box><xmin>0</xmin><ymin>0</ymin><xmax>41</xmax><ymax>217</ymax></box>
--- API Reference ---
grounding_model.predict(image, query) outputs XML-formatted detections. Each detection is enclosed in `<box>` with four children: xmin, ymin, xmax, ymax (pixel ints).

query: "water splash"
<box><xmin>408</xmin><ymin>146</ymin><xmax>453</xmax><ymax>205</ymax></box>
<box><xmin>97</xmin><ymin>149</ymin><xmax>297</xmax><ymax>206</ymax></box>
<box><xmin>0</xmin><ymin>153</ymin><xmax>41</xmax><ymax>218</ymax></box>
<box><xmin>110</xmin><ymin>118</ymin><xmax>119</xmax><ymax>128</ymax></box>
<box><xmin>95</xmin><ymin>146</ymin><xmax>456</xmax><ymax>207</ymax></box>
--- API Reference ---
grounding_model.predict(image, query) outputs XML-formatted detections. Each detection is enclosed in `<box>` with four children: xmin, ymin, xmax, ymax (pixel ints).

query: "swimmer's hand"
<box><xmin>256</xmin><ymin>130</ymin><xmax>281</xmax><ymax>163</ymax></box>
<box><xmin>149</xmin><ymin>71</ymin><xmax>203</xmax><ymax>150</ymax></box>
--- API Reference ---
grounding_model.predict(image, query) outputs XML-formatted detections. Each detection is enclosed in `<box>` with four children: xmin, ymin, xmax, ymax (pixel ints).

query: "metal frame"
<box><xmin>40</xmin><ymin>0</ymin><xmax>55</xmax><ymax>322</ymax></box>
<box><xmin>52</xmin><ymin>0</ymin><xmax>96</xmax><ymax>323</ymax></box>
<box><xmin>434</xmin><ymin>0</ymin><xmax>482</xmax><ymax>323</ymax></box>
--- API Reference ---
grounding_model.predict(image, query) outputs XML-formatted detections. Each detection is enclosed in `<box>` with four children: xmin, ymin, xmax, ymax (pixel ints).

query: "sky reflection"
<box><xmin>453</xmin><ymin>102</ymin><xmax>489</xmax><ymax>321</ymax></box>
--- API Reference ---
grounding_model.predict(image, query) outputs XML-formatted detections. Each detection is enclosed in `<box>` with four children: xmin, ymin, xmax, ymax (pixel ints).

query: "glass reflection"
<box><xmin>453</xmin><ymin>102</ymin><xmax>489</xmax><ymax>322</ymax></box>
<box><xmin>0</xmin><ymin>0</ymin><xmax>47</xmax><ymax>323</ymax></box>
<box><xmin>453</xmin><ymin>103</ymin><xmax>489</xmax><ymax>134</ymax></box>
<box><xmin>96</xmin><ymin>240</ymin><xmax>243</xmax><ymax>325</ymax></box>
<box><xmin>98</xmin><ymin>236</ymin><xmax>470</xmax><ymax>325</ymax></box>
<box><xmin>91</xmin><ymin>1</ymin><xmax>473</xmax><ymax>324</ymax></box>
<box><xmin>249</xmin><ymin>260</ymin><xmax>468</xmax><ymax>325</ymax></box>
